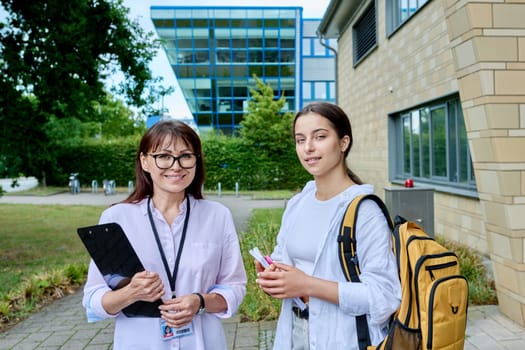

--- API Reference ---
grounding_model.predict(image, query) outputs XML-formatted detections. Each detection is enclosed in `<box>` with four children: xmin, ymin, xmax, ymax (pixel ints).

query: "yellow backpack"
<box><xmin>338</xmin><ymin>194</ymin><xmax>468</xmax><ymax>350</ymax></box>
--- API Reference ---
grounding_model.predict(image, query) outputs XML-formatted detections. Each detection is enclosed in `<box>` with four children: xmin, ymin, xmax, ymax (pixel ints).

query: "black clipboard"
<box><xmin>77</xmin><ymin>222</ymin><xmax>161</xmax><ymax>317</ymax></box>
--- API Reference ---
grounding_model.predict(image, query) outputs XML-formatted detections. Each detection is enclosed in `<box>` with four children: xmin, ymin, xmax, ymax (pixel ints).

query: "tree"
<box><xmin>0</xmin><ymin>0</ymin><xmax>158</xmax><ymax>181</ymax></box>
<box><xmin>240</xmin><ymin>75</ymin><xmax>295</xmax><ymax>155</ymax></box>
<box><xmin>236</xmin><ymin>75</ymin><xmax>310</xmax><ymax>189</ymax></box>
<box><xmin>97</xmin><ymin>93</ymin><xmax>146</xmax><ymax>139</ymax></box>
<box><xmin>43</xmin><ymin>93</ymin><xmax>145</xmax><ymax>147</ymax></box>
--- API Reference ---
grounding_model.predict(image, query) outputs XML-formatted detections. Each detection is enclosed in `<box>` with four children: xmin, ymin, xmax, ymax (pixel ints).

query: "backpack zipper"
<box><xmin>404</xmin><ymin>235</ymin><xmax>434</xmax><ymax>326</ymax></box>
<box><xmin>426</xmin><ymin>260</ymin><xmax>457</xmax><ymax>280</ymax></box>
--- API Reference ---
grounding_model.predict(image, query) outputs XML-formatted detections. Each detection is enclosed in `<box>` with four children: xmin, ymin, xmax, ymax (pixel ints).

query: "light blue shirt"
<box><xmin>82</xmin><ymin>196</ymin><xmax>247</xmax><ymax>350</ymax></box>
<box><xmin>271</xmin><ymin>181</ymin><xmax>401</xmax><ymax>350</ymax></box>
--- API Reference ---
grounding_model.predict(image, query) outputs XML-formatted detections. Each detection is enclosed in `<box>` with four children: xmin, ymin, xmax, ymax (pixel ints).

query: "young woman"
<box><xmin>82</xmin><ymin>120</ymin><xmax>247</xmax><ymax>349</ymax></box>
<box><xmin>255</xmin><ymin>102</ymin><xmax>401</xmax><ymax>349</ymax></box>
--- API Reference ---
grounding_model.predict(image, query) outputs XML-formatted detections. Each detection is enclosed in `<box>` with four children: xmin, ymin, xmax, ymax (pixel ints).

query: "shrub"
<box><xmin>436</xmin><ymin>237</ymin><xmax>498</xmax><ymax>305</ymax></box>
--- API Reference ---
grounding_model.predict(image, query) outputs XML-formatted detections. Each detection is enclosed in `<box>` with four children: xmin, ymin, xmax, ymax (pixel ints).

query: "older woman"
<box><xmin>83</xmin><ymin>120</ymin><xmax>246</xmax><ymax>349</ymax></box>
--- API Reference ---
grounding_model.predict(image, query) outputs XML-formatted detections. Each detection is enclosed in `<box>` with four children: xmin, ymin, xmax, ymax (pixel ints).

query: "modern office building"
<box><xmin>150</xmin><ymin>6</ymin><xmax>336</xmax><ymax>134</ymax></box>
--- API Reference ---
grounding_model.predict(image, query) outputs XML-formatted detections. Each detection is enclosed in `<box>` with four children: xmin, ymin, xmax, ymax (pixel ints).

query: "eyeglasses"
<box><xmin>147</xmin><ymin>153</ymin><xmax>199</xmax><ymax>170</ymax></box>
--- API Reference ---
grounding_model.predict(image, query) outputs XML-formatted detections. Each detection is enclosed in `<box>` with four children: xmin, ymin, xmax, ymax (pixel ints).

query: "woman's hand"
<box><xmin>126</xmin><ymin>271</ymin><xmax>165</xmax><ymax>302</ymax></box>
<box><xmin>101</xmin><ymin>270</ymin><xmax>165</xmax><ymax>315</ymax></box>
<box><xmin>159</xmin><ymin>294</ymin><xmax>201</xmax><ymax>329</ymax></box>
<box><xmin>256</xmin><ymin>262</ymin><xmax>309</xmax><ymax>299</ymax></box>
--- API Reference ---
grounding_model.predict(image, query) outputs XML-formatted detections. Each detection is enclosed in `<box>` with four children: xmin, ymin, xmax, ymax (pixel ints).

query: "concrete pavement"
<box><xmin>1</xmin><ymin>191</ymin><xmax>525</xmax><ymax>349</ymax></box>
<box><xmin>0</xmin><ymin>290</ymin><xmax>277</xmax><ymax>350</ymax></box>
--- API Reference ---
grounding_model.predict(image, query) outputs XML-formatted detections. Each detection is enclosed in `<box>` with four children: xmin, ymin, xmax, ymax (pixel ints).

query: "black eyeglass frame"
<box><xmin>146</xmin><ymin>153</ymin><xmax>200</xmax><ymax>170</ymax></box>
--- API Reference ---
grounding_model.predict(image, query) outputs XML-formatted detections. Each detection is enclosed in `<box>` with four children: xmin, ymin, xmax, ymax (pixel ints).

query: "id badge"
<box><xmin>160</xmin><ymin>319</ymin><xmax>193</xmax><ymax>341</ymax></box>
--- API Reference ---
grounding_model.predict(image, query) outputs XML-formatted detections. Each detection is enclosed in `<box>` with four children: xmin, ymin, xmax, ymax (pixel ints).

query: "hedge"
<box><xmin>53</xmin><ymin>136</ymin><xmax>311</xmax><ymax>191</ymax></box>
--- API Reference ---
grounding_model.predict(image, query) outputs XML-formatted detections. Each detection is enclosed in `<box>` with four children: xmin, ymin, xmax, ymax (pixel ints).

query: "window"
<box><xmin>329</xmin><ymin>82</ymin><xmax>335</xmax><ymax>100</ymax></box>
<box><xmin>353</xmin><ymin>3</ymin><xmax>377</xmax><ymax>65</ymax></box>
<box><xmin>303</xmin><ymin>38</ymin><xmax>312</xmax><ymax>56</ymax></box>
<box><xmin>313</xmin><ymin>40</ymin><xmax>326</xmax><ymax>56</ymax></box>
<box><xmin>314</xmin><ymin>82</ymin><xmax>327</xmax><ymax>100</ymax></box>
<box><xmin>302</xmin><ymin>82</ymin><xmax>312</xmax><ymax>99</ymax></box>
<box><xmin>386</xmin><ymin>0</ymin><xmax>429</xmax><ymax>36</ymax></box>
<box><xmin>391</xmin><ymin>95</ymin><xmax>476</xmax><ymax>191</ymax></box>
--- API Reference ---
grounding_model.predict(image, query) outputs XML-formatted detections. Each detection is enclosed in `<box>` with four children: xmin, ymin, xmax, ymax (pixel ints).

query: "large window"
<box><xmin>386</xmin><ymin>0</ymin><xmax>430</xmax><ymax>36</ymax></box>
<box><xmin>391</xmin><ymin>95</ymin><xmax>476</xmax><ymax>192</ymax></box>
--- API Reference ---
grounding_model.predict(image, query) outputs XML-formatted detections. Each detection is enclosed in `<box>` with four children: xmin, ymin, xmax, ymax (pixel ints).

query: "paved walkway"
<box><xmin>1</xmin><ymin>192</ymin><xmax>525</xmax><ymax>349</ymax></box>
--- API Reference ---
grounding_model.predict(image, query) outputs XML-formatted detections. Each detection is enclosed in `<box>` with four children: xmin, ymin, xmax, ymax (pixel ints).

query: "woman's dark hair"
<box><xmin>293</xmin><ymin>102</ymin><xmax>363</xmax><ymax>185</ymax></box>
<box><xmin>122</xmin><ymin>120</ymin><xmax>205</xmax><ymax>203</ymax></box>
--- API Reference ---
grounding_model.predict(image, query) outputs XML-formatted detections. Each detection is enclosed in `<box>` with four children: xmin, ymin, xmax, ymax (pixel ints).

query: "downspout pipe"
<box><xmin>317</xmin><ymin>34</ymin><xmax>338</xmax><ymax>104</ymax></box>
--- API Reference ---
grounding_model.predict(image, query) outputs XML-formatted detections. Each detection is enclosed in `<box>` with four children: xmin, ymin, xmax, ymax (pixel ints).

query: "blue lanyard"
<box><xmin>147</xmin><ymin>196</ymin><xmax>190</xmax><ymax>298</ymax></box>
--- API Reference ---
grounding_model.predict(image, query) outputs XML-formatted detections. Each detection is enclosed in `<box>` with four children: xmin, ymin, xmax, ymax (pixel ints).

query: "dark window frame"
<box><xmin>352</xmin><ymin>2</ymin><xmax>377</xmax><ymax>66</ymax></box>
<box><xmin>389</xmin><ymin>94</ymin><xmax>477</xmax><ymax>195</ymax></box>
<box><xmin>386</xmin><ymin>0</ymin><xmax>431</xmax><ymax>37</ymax></box>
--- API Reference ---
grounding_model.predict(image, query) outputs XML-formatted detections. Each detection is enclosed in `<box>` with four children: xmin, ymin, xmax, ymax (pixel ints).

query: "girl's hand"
<box><xmin>254</xmin><ymin>259</ymin><xmax>277</xmax><ymax>273</ymax></box>
<box><xmin>254</xmin><ymin>259</ymin><xmax>265</xmax><ymax>273</ymax></box>
<box><xmin>256</xmin><ymin>262</ymin><xmax>309</xmax><ymax>299</ymax></box>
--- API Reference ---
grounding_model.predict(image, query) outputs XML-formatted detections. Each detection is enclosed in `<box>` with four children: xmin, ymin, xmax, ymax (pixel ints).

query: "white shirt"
<box><xmin>271</xmin><ymin>181</ymin><xmax>401</xmax><ymax>350</ymax></box>
<box><xmin>286</xmin><ymin>190</ymin><xmax>339</xmax><ymax>275</ymax></box>
<box><xmin>82</xmin><ymin>196</ymin><xmax>247</xmax><ymax>350</ymax></box>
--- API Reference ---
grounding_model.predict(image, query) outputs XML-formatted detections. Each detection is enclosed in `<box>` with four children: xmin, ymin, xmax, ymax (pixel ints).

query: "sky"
<box><xmin>121</xmin><ymin>0</ymin><xmax>332</xmax><ymax>117</ymax></box>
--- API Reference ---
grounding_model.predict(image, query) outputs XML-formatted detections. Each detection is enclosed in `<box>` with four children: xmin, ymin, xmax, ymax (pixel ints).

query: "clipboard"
<box><xmin>77</xmin><ymin>222</ymin><xmax>162</xmax><ymax>317</ymax></box>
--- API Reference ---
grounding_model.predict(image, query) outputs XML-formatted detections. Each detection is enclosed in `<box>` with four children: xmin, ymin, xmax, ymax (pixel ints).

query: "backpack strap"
<box><xmin>337</xmin><ymin>194</ymin><xmax>393</xmax><ymax>350</ymax></box>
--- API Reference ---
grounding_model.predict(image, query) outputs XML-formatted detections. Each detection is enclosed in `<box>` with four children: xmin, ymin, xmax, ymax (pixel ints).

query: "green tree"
<box><xmin>0</xmin><ymin>0</ymin><xmax>158</xmax><ymax>181</ymax></box>
<box><xmin>43</xmin><ymin>94</ymin><xmax>145</xmax><ymax>147</ymax></box>
<box><xmin>240</xmin><ymin>75</ymin><xmax>294</xmax><ymax>155</ymax></box>
<box><xmin>97</xmin><ymin>93</ymin><xmax>146</xmax><ymax>139</ymax></box>
<box><xmin>234</xmin><ymin>75</ymin><xmax>310</xmax><ymax>190</ymax></box>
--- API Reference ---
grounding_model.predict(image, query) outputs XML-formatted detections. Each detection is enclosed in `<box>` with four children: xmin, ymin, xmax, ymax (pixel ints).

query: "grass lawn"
<box><xmin>0</xmin><ymin>204</ymin><xmax>104</xmax><ymax>294</ymax></box>
<box><xmin>0</xmin><ymin>203</ymin><xmax>104</xmax><ymax>330</ymax></box>
<box><xmin>238</xmin><ymin>208</ymin><xmax>283</xmax><ymax>321</ymax></box>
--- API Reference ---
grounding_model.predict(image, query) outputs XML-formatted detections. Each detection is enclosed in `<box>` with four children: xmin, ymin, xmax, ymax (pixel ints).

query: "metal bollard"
<box><xmin>235</xmin><ymin>182</ymin><xmax>239</xmax><ymax>197</ymax></box>
<box><xmin>128</xmin><ymin>180</ymin><xmax>134</xmax><ymax>194</ymax></box>
<box><xmin>218</xmin><ymin>182</ymin><xmax>222</xmax><ymax>197</ymax></box>
<box><xmin>91</xmin><ymin>180</ymin><xmax>98</xmax><ymax>193</ymax></box>
<box><xmin>104</xmin><ymin>179</ymin><xmax>116</xmax><ymax>195</ymax></box>
<box><xmin>108</xmin><ymin>180</ymin><xmax>116</xmax><ymax>195</ymax></box>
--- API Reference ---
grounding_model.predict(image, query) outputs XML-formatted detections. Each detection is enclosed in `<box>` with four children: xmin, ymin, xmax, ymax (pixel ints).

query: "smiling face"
<box><xmin>294</xmin><ymin>112</ymin><xmax>350</xmax><ymax>179</ymax></box>
<box><xmin>140</xmin><ymin>136</ymin><xmax>196</xmax><ymax>197</ymax></box>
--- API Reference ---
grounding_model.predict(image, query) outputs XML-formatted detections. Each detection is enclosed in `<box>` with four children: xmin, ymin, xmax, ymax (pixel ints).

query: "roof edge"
<box><xmin>317</xmin><ymin>0</ymin><xmax>363</xmax><ymax>38</ymax></box>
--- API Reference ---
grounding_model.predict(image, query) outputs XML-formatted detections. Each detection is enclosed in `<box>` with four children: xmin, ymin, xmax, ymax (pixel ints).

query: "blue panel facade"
<box><xmin>151</xmin><ymin>6</ymin><xmax>335</xmax><ymax>135</ymax></box>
